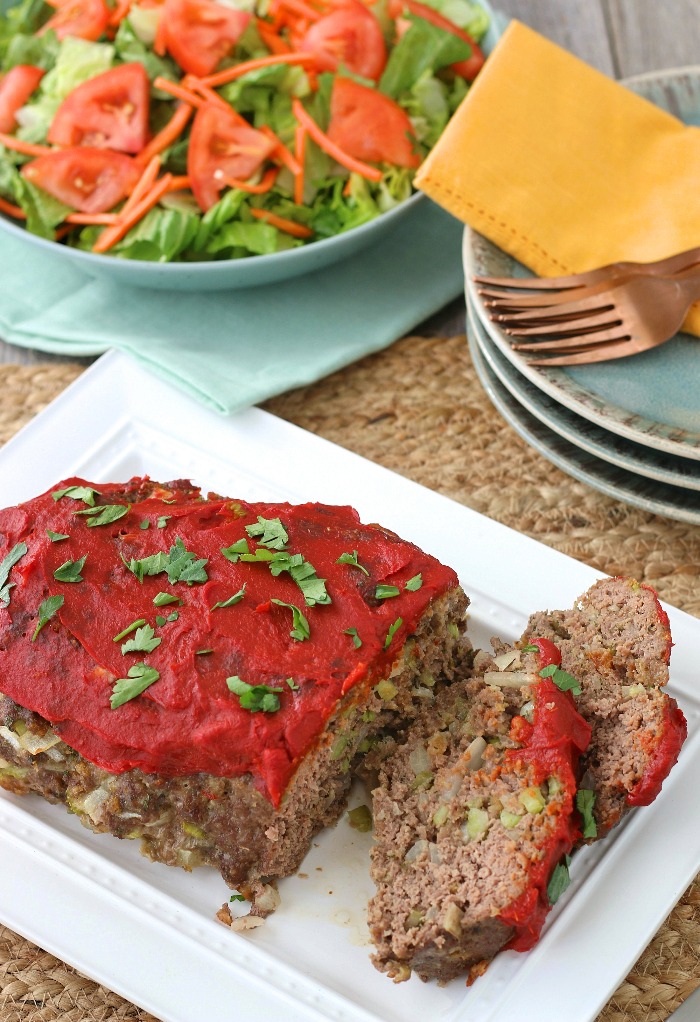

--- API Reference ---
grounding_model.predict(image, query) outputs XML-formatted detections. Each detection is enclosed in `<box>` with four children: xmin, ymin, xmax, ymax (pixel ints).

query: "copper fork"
<box><xmin>473</xmin><ymin>243</ymin><xmax>700</xmax><ymax>310</ymax></box>
<box><xmin>488</xmin><ymin>264</ymin><xmax>700</xmax><ymax>366</ymax></box>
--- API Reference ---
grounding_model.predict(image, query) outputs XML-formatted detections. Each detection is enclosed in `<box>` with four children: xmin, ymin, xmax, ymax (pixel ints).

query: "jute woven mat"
<box><xmin>0</xmin><ymin>335</ymin><xmax>698</xmax><ymax>1022</ymax></box>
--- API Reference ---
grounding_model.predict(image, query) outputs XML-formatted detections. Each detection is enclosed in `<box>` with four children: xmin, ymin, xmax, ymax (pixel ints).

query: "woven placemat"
<box><xmin>0</xmin><ymin>335</ymin><xmax>698</xmax><ymax>1022</ymax></box>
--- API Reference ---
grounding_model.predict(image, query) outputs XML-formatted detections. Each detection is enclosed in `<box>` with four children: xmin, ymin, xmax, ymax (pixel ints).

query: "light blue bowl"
<box><xmin>0</xmin><ymin>0</ymin><xmax>502</xmax><ymax>290</ymax></box>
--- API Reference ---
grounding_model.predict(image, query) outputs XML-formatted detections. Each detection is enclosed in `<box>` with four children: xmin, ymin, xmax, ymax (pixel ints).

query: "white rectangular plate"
<box><xmin>1</xmin><ymin>350</ymin><xmax>698</xmax><ymax>1022</ymax></box>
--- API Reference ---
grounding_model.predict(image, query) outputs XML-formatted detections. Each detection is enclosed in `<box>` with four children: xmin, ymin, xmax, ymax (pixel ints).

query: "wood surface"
<box><xmin>1</xmin><ymin>0</ymin><xmax>698</xmax><ymax>363</ymax></box>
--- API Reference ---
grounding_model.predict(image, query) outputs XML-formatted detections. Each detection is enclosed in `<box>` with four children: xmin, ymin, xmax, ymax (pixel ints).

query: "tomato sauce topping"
<box><xmin>0</xmin><ymin>478</ymin><xmax>459</xmax><ymax>806</ymax></box>
<box><xmin>627</xmin><ymin>698</ymin><xmax>687</xmax><ymax>807</ymax></box>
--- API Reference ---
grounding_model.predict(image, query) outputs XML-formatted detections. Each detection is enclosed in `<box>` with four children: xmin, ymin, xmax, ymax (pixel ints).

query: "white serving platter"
<box><xmin>0</xmin><ymin>350</ymin><xmax>698</xmax><ymax>1022</ymax></box>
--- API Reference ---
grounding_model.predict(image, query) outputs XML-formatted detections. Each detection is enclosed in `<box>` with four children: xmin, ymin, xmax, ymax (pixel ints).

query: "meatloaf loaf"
<box><xmin>523</xmin><ymin>576</ymin><xmax>687</xmax><ymax>837</ymax></box>
<box><xmin>0</xmin><ymin>476</ymin><xmax>468</xmax><ymax>911</ymax></box>
<box><xmin>368</xmin><ymin>640</ymin><xmax>591</xmax><ymax>984</ymax></box>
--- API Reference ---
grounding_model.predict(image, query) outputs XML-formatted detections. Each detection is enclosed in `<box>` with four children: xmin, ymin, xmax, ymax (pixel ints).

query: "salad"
<box><xmin>0</xmin><ymin>0</ymin><xmax>489</xmax><ymax>261</ymax></box>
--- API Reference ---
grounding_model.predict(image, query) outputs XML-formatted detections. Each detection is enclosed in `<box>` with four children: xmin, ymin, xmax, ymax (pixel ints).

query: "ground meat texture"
<box><xmin>368</xmin><ymin>646</ymin><xmax>586</xmax><ymax>984</ymax></box>
<box><xmin>0</xmin><ymin>584</ymin><xmax>468</xmax><ymax>910</ymax></box>
<box><xmin>523</xmin><ymin>576</ymin><xmax>686</xmax><ymax>836</ymax></box>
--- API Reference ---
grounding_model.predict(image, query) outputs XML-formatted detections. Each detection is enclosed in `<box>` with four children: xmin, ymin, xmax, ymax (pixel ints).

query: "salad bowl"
<box><xmin>0</xmin><ymin>0</ymin><xmax>500</xmax><ymax>290</ymax></box>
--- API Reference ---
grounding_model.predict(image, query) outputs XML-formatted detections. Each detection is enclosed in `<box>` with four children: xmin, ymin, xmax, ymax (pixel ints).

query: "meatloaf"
<box><xmin>523</xmin><ymin>576</ymin><xmax>687</xmax><ymax>837</ymax></box>
<box><xmin>0</xmin><ymin>476</ymin><xmax>468</xmax><ymax>912</ymax></box>
<box><xmin>368</xmin><ymin>640</ymin><xmax>591</xmax><ymax>983</ymax></box>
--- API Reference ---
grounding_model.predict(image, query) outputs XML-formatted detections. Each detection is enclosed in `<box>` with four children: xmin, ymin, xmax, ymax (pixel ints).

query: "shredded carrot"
<box><xmin>256</xmin><ymin>18</ymin><xmax>292</xmax><ymax>54</ymax></box>
<box><xmin>250</xmin><ymin>207</ymin><xmax>313</xmax><ymax>238</ymax></box>
<box><xmin>343</xmin><ymin>176</ymin><xmax>353</xmax><ymax>197</ymax></box>
<box><xmin>65</xmin><ymin>212</ymin><xmax>120</xmax><ymax>225</ymax></box>
<box><xmin>0</xmin><ymin>132</ymin><xmax>52</xmax><ymax>158</ymax></box>
<box><xmin>153</xmin><ymin>9</ymin><xmax>167</xmax><ymax>55</ymax></box>
<box><xmin>260</xmin><ymin>125</ymin><xmax>301</xmax><ymax>176</ymax></box>
<box><xmin>135</xmin><ymin>102</ymin><xmax>193</xmax><ymax>166</ymax></box>
<box><xmin>292</xmin><ymin>98</ymin><xmax>383</xmax><ymax>181</ymax></box>
<box><xmin>293</xmin><ymin>123</ymin><xmax>306</xmax><ymax>204</ymax></box>
<box><xmin>200</xmin><ymin>52</ymin><xmax>318</xmax><ymax>89</ymax></box>
<box><xmin>93</xmin><ymin>173</ymin><xmax>173</xmax><ymax>253</ymax></box>
<box><xmin>108</xmin><ymin>0</ymin><xmax>132</xmax><ymax>25</ymax></box>
<box><xmin>122</xmin><ymin>155</ymin><xmax>161</xmax><ymax>217</ymax></box>
<box><xmin>275</xmin><ymin>0</ymin><xmax>324</xmax><ymax>22</ymax></box>
<box><xmin>165</xmin><ymin>174</ymin><xmax>191</xmax><ymax>191</ymax></box>
<box><xmin>55</xmin><ymin>224</ymin><xmax>73</xmax><ymax>241</ymax></box>
<box><xmin>0</xmin><ymin>196</ymin><xmax>25</xmax><ymax>219</ymax></box>
<box><xmin>222</xmin><ymin>166</ymin><xmax>279</xmax><ymax>194</ymax></box>
<box><xmin>153</xmin><ymin>76</ymin><xmax>205</xmax><ymax>108</ymax></box>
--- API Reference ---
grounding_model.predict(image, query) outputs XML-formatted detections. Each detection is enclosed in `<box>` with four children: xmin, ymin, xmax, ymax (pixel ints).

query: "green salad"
<box><xmin>0</xmin><ymin>0</ymin><xmax>488</xmax><ymax>261</ymax></box>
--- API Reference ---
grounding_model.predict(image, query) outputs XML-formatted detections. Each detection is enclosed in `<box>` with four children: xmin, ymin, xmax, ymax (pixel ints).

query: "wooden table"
<box><xmin>2</xmin><ymin>0</ymin><xmax>699</xmax><ymax>366</ymax></box>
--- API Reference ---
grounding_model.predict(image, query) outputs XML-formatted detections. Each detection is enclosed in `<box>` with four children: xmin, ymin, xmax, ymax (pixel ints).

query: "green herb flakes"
<box><xmin>74</xmin><ymin>504</ymin><xmax>129</xmax><ymax>528</ymax></box>
<box><xmin>155</xmin><ymin>615</ymin><xmax>166</xmax><ymax>627</ymax></box>
<box><xmin>376</xmin><ymin>584</ymin><xmax>400</xmax><ymax>600</ymax></box>
<box><xmin>286</xmin><ymin>677</ymin><xmax>299</xmax><ymax>690</ymax></box>
<box><xmin>153</xmin><ymin>592</ymin><xmax>182</xmax><ymax>607</ymax></box>
<box><xmin>157</xmin><ymin>516</ymin><xmax>171</xmax><ymax>528</ymax></box>
<box><xmin>211</xmin><ymin>585</ymin><xmax>246</xmax><ymax>610</ymax></box>
<box><xmin>53</xmin><ymin>555</ymin><xmax>87</xmax><ymax>583</ymax></box>
<box><xmin>52</xmin><ymin>485</ymin><xmax>100</xmax><ymax>506</ymax></box>
<box><xmin>139</xmin><ymin>520</ymin><xmax>150</xmax><ymax>530</ymax></box>
<box><xmin>269</xmin><ymin>552</ymin><xmax>330</xmax><ymax>607</ymax></box>
<box><xmin>46</xmin><ymin>530</ymin><xmax>69</xmax><ymax>542</ymax></box>
<box><xmin>32</xmin><ymin>594</ymin><xmax>64</xmax><ymax>641</ymax></box>
<box><xmin>271</xmin><ymin>598</ymin><xmax>310</xmax><ymax>641</ymax></box>
<box><xmin>121</xmin><ymin>624</ymin><xmax>161</xmax><ymax>655</ymax></box>
<box><xmin>226</xmin><ymin>676</ymin><xmax>283</xmax><ymax>713</ymax></box>
<box><xmin>405</xmin><ymin>573</ymin><xmax>423</xmax><ymax>592</ymax></box>
<box><xmin>576</xmin><ymin>789</ymin><xmax>598</xmax><ymax>839</ymax></box>
<box><xmin>384</xmin><ymin>617</ymin><xmax>403</xmax><ymax>649</ymax></box>
<box><xmin>124</xmin><ymin>537</ymin><xmax>208</xmax><ymax>585</ymax></box>
<box><xmin>336</xmin><ymin>551</ymin><xmax>369</xmax><ymax>576</ymax></box>
<box><xmin>110</xmin><ymin>664</ymin><xmax>161</xmax><ymax>709</ymax></box>
<box><xmin>113</xmin><ymin>618</ymin><xmax>147</xmax><ymax>642</ymax></box>
<box><xmin>195</xmin><ymin>648</ymin><xmax>213</xmax><ymax>655</ymax></box>
<box><xmin>229</xmin><ymin>893</ymin><xmax>246</xmax><ymax>902</ymax></box>
<box><xmin>344</xmin><ymin>627</ymin><xmax>362</xmax><ymax>649</ymax></box>
<box><xmin>0</xmin><ymin>542</ymin><xmax>28</xmax><ymax>607</ymax></box>
<box><xmin>220</xmin><ymin>538</ymin><xmax>250</xmax><ymax>563</ymax></box>
<box><xmin>245</xmin><ymin>516</ymin><xmax>288</xmax><ymax>550</ymax></box>
<box><xmin>547</xmin><ymin>854</ymin><xmax>572</xmax><ymax>905</ymax></box>
<box><xmin>539</xmin><ymin>663</ymin><xmax>582</xmax><ymax>696</ymax></box>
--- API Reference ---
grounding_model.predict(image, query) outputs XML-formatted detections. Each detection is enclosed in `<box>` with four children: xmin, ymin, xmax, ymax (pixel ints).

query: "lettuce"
<box><xmin>419</xmin><ymin>0</ymin><xmax>489</xmax><ymax>37</ymax></box>
<box><xmin>379</xmin><ymin>16</ymin><xmax>473</xmax><ymax>97</ymax></box>
<box><xmin>13</xmin><ymin>176</ymin><xmax>71</xmax><ymax>238</ymax></box>
<box><xmin>0</xmin><ymin>0</ymin><xmax>51</xmax><ymax>66</ymax></box>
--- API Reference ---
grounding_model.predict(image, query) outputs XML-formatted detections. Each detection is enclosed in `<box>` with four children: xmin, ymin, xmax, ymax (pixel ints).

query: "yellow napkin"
<box><xmin>416</xmin><ymin>19</ymin><xmax>700</xmax><ymax>335</ymax></box>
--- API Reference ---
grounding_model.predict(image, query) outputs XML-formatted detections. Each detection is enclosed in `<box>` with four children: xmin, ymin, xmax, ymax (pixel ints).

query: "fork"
<box><xmin>488</xmin><ymin>264</ymin><xmax>700</xmax><ymax>365</ymax></box>
<box><xmin>473</xmin><ymin>243</ymin><xmax>700</xmax><ymax>310</ymax></box>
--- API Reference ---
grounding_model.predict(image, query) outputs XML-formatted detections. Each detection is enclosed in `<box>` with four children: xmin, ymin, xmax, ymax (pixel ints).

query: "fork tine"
<box><xmin>472</xmin><ymin>269</ymin><xmax>611</xmax><ymax>292</ymax></box>
<box><xmin>493</xmin><ymin>288</ymin><xmax>616</xmax><ymax>324</ymax></box>
<box><xmin>512</xmin><ymin>325</ymin><xmax>631</xmax><ymax>351</ymax></box>
<box><xmin>526</xmin><ymin>336</ymin><xmax>640</xmax><ymax>366</ymax></box>
<box><xmin>478</xmin><ymin>276</ymin><xmax>622</xmax><ymax>311</ymax></box>
<box><xmin>500</xmin><ymin>309</ymin><xmax>623</xmax><ymax>339</ymax></box>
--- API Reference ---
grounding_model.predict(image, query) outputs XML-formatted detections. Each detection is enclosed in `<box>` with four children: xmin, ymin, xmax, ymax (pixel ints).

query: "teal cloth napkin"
<box><xmin>0</xmin><ymin>199</ymin><xmax>464</xmax><ymax>415</ymax></box>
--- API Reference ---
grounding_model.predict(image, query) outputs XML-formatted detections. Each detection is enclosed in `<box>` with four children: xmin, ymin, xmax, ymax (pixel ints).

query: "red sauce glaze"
<box><xmin>498</xmin><ymin>654</ymin><xmax>591</xmax><ymax>953</ymax></box>
<box><xmin>527</xmin><ymin>636</ymin><xmax>561</xmax><ymax>670</ymax></box>
<box><xmin>627</xmin><ymin>697</ymin><xmax>687</xmax><ymax>807</ymax></box>
<box><xmin>0</xmin><ymin>478</ymin><xmax>460</xmax><ymax>806</ymax></box>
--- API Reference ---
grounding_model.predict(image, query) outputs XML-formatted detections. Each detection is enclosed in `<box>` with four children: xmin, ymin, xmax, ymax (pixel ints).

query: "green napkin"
<box><xmin>0</xmin><ymin>199</ymin><xmax>464</xmax><ymax>414</ymax></box>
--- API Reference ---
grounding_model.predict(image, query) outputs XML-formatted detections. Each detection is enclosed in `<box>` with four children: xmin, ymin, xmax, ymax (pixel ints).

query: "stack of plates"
<box><xmin>462</xmin><ymin>66</ymin><xmax>700</xmax><ymax>525</ymax></box>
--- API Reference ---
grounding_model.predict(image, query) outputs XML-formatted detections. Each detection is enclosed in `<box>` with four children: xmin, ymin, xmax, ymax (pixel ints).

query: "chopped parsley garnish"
<box><xmin>123</xmin><ymin>537</ymin><xmax>208</xmax><ymax>585</ymax></box>
<box><xmin>155</xmin><ymin>611</ymin><xmax>179</xmax><ymax>626</ymax></box>
<box><xmin>245</xmin><ymin>516</ymin><xmax>288</xmax><ymax>550</ymax></box>
<box><xmin>157</xmin><ymin>516</ymin><xmax>171</xmax><ymax>528</ymax></box>
<box><xmin>376</xmin><ymin>584</ymin><xmax>400</xmax><ymax>600</ymax></box>
<box><xmin>31</xmin><ymin>594</ymin><xmax>64</xmax><ymax>640</ymax></box>
<box><xmin>336</xmin><ymin>551</ymin><xmax>369</xmax><ymax>576</ymax></box>
<box><xmin>53</xmin><ymin>555</ymin><xmax>87</xmax><ymax>583</ymax></box>
<box><xmin>344</xmin><ymin>627</ymin><xmax>362</xmax><ymax>649</ymax></box>
<box><xmin>74</xmin><ymin>504</ymin><xmax>129</xmax><ymax>528</ymax></box>
<box><xmin>229</xmin><ymin>893</ymin><xmax>246</xmax><ymax>902</ymax></box>
<box><xmin>52</xmin><ymin>485</ymin><xmax>100</xmax><ymax>506</ymax></box>
<box><xmin>139</xmin><ymin>520</ymin><xmax>150</xmax><ymax>530</ymax></box>
<box><xmin>271</xmin><ymin>598</ymin><xmax>310</xmax><ymax>641</ymax></box>
<box><xmin>0</xmin><ymin>542</ymin><xmax>27</xmax><ymax>607</ymax></box>
<box><xmin>195</xmin><ymin>648</ymin><xmax>213</xmax><ymax>655</ymax></box>
<box><xmin>269</xmin><ymin>552</ymin><xmax>330</xmax><ymax>606</ymax></box>
<box><xmin>121</xmin><ymin>624</ymin><xmax>161</xmax><ymax>655</ymax></box>
<box><xmin>220</xmin><ymin>538</ymin><xmax>250</xmax><ymax>563</ymax></box>
<box><xmin>384</xmin><ymin>617</ymin><xmax>403</xmax><ymax>649</ymax></box>
<box><xmin>211</xmin><ymin>585</ymin><xmax>246</xmax><ymax>610</ymax></box>
<box><xmin>547</xmin><ymin>854</ymin><xmax>572</xmax><ymax>905</ymax></box>
<box><xmin>110</xmin><ymin>664</ymin><xmax>161</xmax><ymax>709</ymax></box>
<box><xmin>286</xmin><ymin>677</ymin><xmax>299</xmax><ymax>690</ymax></box>
<box><xmin>576</xmin><ymin>789</ymin><xmax>598</xmax><ymax>839</ymax></box>
<box><xmin>539</xmin><ymin>663</ymin><xmax>582</xmax><ymax>696</ymax></box>
<box><xmin>226</xmin><ymin>676</ymin><xmax>283</xmax><ymax>713</ymax></box>
<box><xmin>405</xmin><ymin>573</ymin><xmax>423</xmax><ymax>592</ymax></box>
<box><xmin>46</xmin><ymin>530</ymin><xmax>69</xmax><ymax>542</ymax></box>
<box><xmin>113</xmin><ymin>618</ymin><xmax>147</xmax><ymax>642</ymax></box>
<box><xmin>153</xmin><ymin>592</ymin><xmax>182</xmax><ymax>607</ymax></box>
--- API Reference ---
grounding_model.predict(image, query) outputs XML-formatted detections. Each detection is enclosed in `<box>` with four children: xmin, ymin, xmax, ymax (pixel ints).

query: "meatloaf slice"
<box><xmin>523</xmin><ymin>576</ymin><xmax>687</xmax><ymax>837</ymax></box>
<box><xmin>368</xmin><ymin>642</ymin><xmax>590</xmax><ymax>984</ymax></box>
<box><xmin>0</xmin><ymin>477</ymin><xmax>468</xmax><ymax>911</ymax></box>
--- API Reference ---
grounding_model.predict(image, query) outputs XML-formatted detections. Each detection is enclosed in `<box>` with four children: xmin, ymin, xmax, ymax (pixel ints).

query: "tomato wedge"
<box><xmin>402</xmin><ymin>0</ymin><xmax>485</xmax><ymax>80</ymax></box>
<box><xmin>0</xmin><ymin>65</ymin><xmax>45</xmax><ymax>134</ymax></box>
<box><xmin>299</xmin><ymin>0</ymin><xmax>386</xmax><ymax>82</ymax></box>
<box><xmin>47</xmin><ymin>63</ymin><xmax>151</xmax><ymax>154</ymax></box>
<box><xmin>161</xmin><ymin>0</ymin><xmax>251</xmax><ymax>77</ymax></box>
<box><xmin>38</xmin><ymin>0</ymin><xmax>111</xmax><ymax>41</ymax></box>
<box><xmin>187</xmin><ymin>102</ymin><xmax>277</xmax><ymax>211</ymax></box>
<box><xmin>21</xmin><ymin>148</ymin><xmax>141</xmax><ymax>213</ymax></box>
<box><xmin>327</xmin><ymin>77</ymin><xmax>420</xmax><ymax>168</ymax></box>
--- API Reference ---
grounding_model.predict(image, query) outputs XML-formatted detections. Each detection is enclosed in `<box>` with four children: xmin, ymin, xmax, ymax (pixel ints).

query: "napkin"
<box><xmin>0</xmin><ymin>198</ymin><xmax>464</xmax><ymax>414</ymax></box>
<box><xmin>415</xmin><ymin>19</ymin><xmax>700</xmax><ymax>336</ymax></box>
